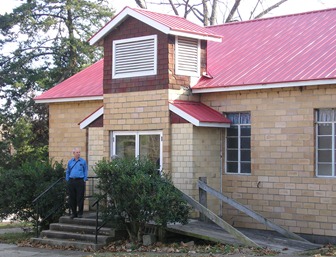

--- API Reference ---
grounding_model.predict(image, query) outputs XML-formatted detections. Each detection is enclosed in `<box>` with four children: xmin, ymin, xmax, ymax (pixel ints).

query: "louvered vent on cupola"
<box><xmin>175</xmin><ymin>36</ymin><xmax>200</xmax><ymax>77</ymax></box>
<box><xmin>112</xmin><ymin>35</ymin><xmax>157</xmax><ymax>79</ymax></box>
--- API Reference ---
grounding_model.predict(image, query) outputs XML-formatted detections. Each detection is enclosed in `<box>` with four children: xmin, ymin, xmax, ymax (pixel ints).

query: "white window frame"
<box><xmin>175</xmin><ymin>36</ymin><xmax>200</xmax><ymax>77</ymax></box>
<box><xmin>315</xmin><ymin>109</ymin><xmax>336</xmax><ymax>177</ymax></box>
<box><xmin>110</xmin><ymin>130</ymin><xmax>163</xmax><ymax>170</ymax></box>
<box><xmin>225</xmin><ymin>112</ymin><xmax>251</xmax><ymax>175</ymax></box>
<box><xmin>112</xmin><ymin>35</ymin><xmax>157</xmax><ymax>79</ymax></box>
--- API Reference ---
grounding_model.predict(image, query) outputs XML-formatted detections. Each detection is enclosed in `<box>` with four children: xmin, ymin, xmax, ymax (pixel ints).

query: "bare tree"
<box><xmin>132</xmin><ymin>0</ymin><xmax>292</xmax><ymax>25</ymax></box>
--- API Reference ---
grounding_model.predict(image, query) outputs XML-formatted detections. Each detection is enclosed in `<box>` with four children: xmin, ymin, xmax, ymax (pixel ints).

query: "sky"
<box><xmin>1</xmin><ymin>0</ymin><xmax>336</xmax><ymax>20</ymax></box>
<box><xmin>111</xmin><ymin>0</ymin><xmax>336</xmax><ymax>17</ymax></box>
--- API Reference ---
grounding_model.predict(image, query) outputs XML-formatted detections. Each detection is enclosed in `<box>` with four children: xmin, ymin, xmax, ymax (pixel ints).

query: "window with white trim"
<box><xmin>175</xmin><ymin>36</ymin><xmax>200</xmax><ymax>77</ymax></box>
<box><xmin>225</xmin><ymin>112</ymin><xmax>251</xmax><ymax>174</ymax></box>
<box><xmin>111</xmin><ymin>131</ymin><xmax>162</xmax><ymax>170</ymax></box>
<box><xmin>315</xmin><ymin>109</ymin><xmax>336</xmax><ymax>177</ymax></box>
<box><xmin>112</xmin><ymin>35</ymin><xmax>157</xmax><ymax>79</ymax></box>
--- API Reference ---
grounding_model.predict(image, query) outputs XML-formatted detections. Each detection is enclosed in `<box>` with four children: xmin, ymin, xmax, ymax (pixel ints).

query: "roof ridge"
<box><xmin>207</xmin><ymin>7</ymin><xmax>336</xmax><ymax>28</ymax></box>
<box><xmin>130</xmin><ymin>6</ymin><xmax>207</xmax><ymax>27</ymax></box>
<box><xmin>130</xmin><ymin>6</ymin><xmax>182</xmax><ymax>19</ymax></box>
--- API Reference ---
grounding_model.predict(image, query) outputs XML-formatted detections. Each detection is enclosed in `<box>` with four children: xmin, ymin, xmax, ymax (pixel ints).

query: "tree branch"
<box><xmin>135</xmin><ymin>0</ymin><xmax>147</xmax><ymax>8</ymax></box>
<box><xmin>255</xmin><ymin>0</ymin><xmax>289</xmax><ymax>19</ymax></box>
<box><xmin>225</xmin><ymin>0</ymin><xmax>242</xmax><ymax>23</ymax></box>
<box><xmin>168</xmin><ymin>0</ymin><xmax>179</xmax><ymax>15</ymax></box>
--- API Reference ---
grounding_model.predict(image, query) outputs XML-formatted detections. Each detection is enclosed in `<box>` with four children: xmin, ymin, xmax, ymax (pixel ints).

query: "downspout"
<box><xmin>85</xmin><ymin>127</ymin><xmax>89</xmax><ymax>210</ymax></box>
<box><xmin>220</xmin><ymin>128</ymin><xmax>223</xmax><ymax>217</ymax></box>
<box><xmin>85</xmin><ymin>127</ymin><xmax>89</xmax><ymax>166</ymax></box>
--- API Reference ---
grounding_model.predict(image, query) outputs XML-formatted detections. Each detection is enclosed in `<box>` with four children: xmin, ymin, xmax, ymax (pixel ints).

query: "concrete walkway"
<box><xmin>0</xmin><ymin>227</ymin><xmax>89</xmax><ymax>257</ymax></box>
<box><xmin>0</xmin><ymin>243</ymin><xmax>90</xmax><ymax>257</ymax></box>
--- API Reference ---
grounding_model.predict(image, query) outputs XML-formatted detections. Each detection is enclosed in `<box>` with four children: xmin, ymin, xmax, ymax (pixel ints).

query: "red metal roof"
<box><xmin>36</xmin><ymin>8</ymin><xmax>336</xmax><ymax>102</ymax></box>
<box><xmin>89</xmin><ymin>6</ymin><xmax>222</xmax><ymax>45</ymax></box>
<box><xmin>34</xmin><ymin>59</ymin><xmax>103</xmax><ymax>103</ymax></box>
<box><xmin>130</xmin><ymin>8</ymin><xmax>221</xmax><ymax>39</ymax></box>
<box><xmin>194</xmin><ymin>8</ymin><xmax>336</xmax><ymax>90</ymax></box>
<box><xmin>169</xmin><ymin>100</ymin><xmax>231</xmax><ymax>127</ymax></box>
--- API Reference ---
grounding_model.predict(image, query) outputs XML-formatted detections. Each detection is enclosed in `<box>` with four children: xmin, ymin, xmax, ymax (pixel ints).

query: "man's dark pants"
<box><xmin>68</xmin><ymin>179</ymin><xmax>85</xmax><ymax>217</ymax></box>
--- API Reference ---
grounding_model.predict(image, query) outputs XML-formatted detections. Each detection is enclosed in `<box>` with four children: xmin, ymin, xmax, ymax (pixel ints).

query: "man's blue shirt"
<box><xmin>65</xmin><ymin>157</ymin><xmax>88</xmax><ymax>181</ymax></box>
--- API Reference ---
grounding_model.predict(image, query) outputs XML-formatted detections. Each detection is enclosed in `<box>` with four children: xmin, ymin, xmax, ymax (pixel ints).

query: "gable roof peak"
<box><xmin>89</xmin><ymin>6</ymin><xmax>222</xmax><ymax>46</ymax></box>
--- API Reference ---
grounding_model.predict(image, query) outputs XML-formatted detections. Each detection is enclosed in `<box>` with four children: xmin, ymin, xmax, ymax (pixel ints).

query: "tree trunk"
<box><xmin>209</xmin><ymin>0</ymin><xmax>218</xmax><ymax>25</ymax></box>
<box><xmin>202</xmin><ymin>0</ymin><xmax>209</xmax><ymax>26</ymax></box>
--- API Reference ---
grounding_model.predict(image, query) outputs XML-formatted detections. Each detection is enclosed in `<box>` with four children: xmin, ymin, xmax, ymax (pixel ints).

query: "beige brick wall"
<box><xmin>102</xmin><ymin>88</ymin><xmax>198</xmax><ymax>171</ymax></box>
<box><xmin>86</xmin><ymin>127</ymin><xmax>104</xmax><ymax>209</ymax></box>
<box><xmin>88</xmin><ymin>127</ymin><xmax>104</xmax><ymax>176</ymax></box>
<box><xmin>49</xmin><ymin>101</ymin><xmax>103</xmax><ymax>211</ymax></box>
<box><xmin>103</xmin><ymin>89</ymin><xmax>172</xmax><ymax>170</ymax></box>
<box><xmin>172</xmin><ymin>123</ymin><xmax>223</xmax><ymax>215</ymax></box>
<box><xmin>48</xmin><ymin>100</ymin><xmax>103</xmax><ymax>164</ymax></box>
<box><xmin>200</xmin><ymin>84</ymin><xmax>336</xmax><ymax>237</ymax></box>
<box><xmin>171</xmin><ymin>123</ymin><xmax>193</xmax><ymax>192</ymax></box>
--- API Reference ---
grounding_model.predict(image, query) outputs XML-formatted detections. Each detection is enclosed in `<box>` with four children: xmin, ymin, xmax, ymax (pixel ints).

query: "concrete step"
<box><xmin>49</xmin><ymin>222</ymin><xmax>114</xmax><ymax>236</ymax></box>
<box><xmin>31</xmin><ymin>237</ymin><xmax>106</xmax><ymax>251</ymax></box>
<box><xmin>59</xmin><ymin>215</ymin><xmax>104</xmax><ymax>227</ymax></box>
<box><xmin>32</xmin><ymin>212</ymin><xmax>127</xmax><ymax>250</ymax></box>
<box><xmin>40</xmin><ymin>230</ymin><xmax>113</xmax><ymax>244</ymax></box>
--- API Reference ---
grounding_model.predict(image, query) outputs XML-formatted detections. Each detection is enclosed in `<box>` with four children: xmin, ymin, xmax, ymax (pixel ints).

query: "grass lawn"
<box><xmin>0</xmin><ymin>221</ymin><xmax>34</xmax><ymax>244</ymax></box>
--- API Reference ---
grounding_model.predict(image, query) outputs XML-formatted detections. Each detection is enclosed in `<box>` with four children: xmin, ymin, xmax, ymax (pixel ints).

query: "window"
<box><xmin>175</xmin><ymin>36</ymin><xmax>200</xmax><ymax>77</ymax></box>
<box><xmin>225</xmin><ymin>112</ymin><xmax>251</xmax><ymax>174</ymax></box>
<box><xmin>112</xmin><ymin>35</ymin><xmax>157</xmax><ymax>79</ymax></box>
<box><xmin>315</xmin><ymin>109</ymin><xmax>336</xmax><ymax>177</ymax></box>
<box><xmin>111</xmin><ymin>131</ymin><xmax>162</xmax><ymax>169</ymax></box>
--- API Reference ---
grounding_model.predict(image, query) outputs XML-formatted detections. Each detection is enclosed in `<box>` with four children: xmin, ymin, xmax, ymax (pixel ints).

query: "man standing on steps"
<box><xmin>65</xmin><ymin>147</ymin><xmax>88</xmax><ymax>219</ymax></box>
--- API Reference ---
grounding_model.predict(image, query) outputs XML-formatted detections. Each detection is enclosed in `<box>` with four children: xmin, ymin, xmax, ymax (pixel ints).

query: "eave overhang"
<box><xmin>34</xmin><ymin>96</ymin><xmax>103</xmax><ymax>104</ymax></box>
<box><xmin>192</xmin><ymin>79</ymin><xmax>336</xmax><ymax>94</ymax></box>
<box><xmin>169</xmin><ymin>100</ymin><xmax>230</xmax><ymax>128</ymax></box>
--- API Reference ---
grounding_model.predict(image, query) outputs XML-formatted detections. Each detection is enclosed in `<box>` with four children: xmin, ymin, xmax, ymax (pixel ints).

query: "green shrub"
<box><xmin>94</xmin><ymin>158</ymin><xmax>191</xmax><ymax>243</ymax></box>
<box><xmin>0</xmin><ymin>160</ymin><xmax>66</xmax><ymax>229</ymax></box>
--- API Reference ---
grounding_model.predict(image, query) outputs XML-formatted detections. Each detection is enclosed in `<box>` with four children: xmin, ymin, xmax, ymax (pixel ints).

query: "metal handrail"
<box><xmin>91</xmin><ymin>193</ymin><xmax>107</xmax><ymax>244</ymax></box>
<box><xmin>32</xmin><ymin>176</ymin><xmax>99</xmax><ymax>238</ymax></box>
<box><xmin>32</xmin><ymin>177</ymin><xmax>66</xmax><ymax>237</ymax></box>
<box><xmin>32</xmin><ymin>177</ymin><xmax>65</xmax><ymax>204</ymax></box>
